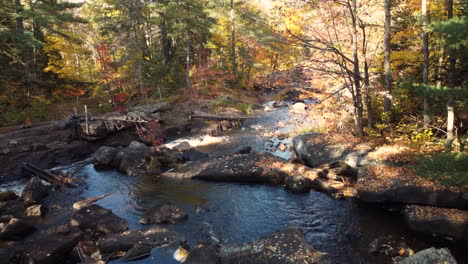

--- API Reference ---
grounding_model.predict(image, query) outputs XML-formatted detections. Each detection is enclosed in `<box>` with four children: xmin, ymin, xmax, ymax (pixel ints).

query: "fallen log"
<box><xmin>23</xmin><ymin>163</ymin><xmax>76</xmax><ymax>187</ymax></box>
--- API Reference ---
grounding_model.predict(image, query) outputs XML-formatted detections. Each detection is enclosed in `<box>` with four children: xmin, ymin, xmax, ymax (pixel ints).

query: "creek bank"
<box><xmin>0</xmin><ymin>103</ymin><xmax>168</xmax><ymax>183</ymax></box>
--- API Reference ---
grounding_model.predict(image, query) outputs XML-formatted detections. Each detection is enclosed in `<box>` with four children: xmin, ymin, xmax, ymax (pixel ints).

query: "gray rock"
<box><xmin>139</xmin><ymin>201</ymin><xmax>188</xmax><ymax>225</ymax></box>
<box><xmin>0</xmin><ymin>218</ymin><xmax>36</xmax><ymax>241</ymax></box>
<box><xmin>25</xmin><ymin>204</ymin><xmax>45</xmax><ymax>217</ymax></box>
<box><xmin>111</xmin><ymin>141</ymin><xmax>152</xmax><ymax>175</ymax></box>
<box><xmin>99</xmin><ymin>226</ymin><xmax>176</xmax><ymax>255</ymax></box>
<box><xmin>292</xmin><ymin>133</ymin><xmax>348</xmax><ymax>168</ymax></box>
<box><xmin>397</xmin><ymin>247</ymin><xmax>457</xmax><ymax>264</ymax></box>
<box><xmin>70</xmin><ymin>204</ymin><xmax>128</xmax><ymax>234</ymax></box>
<box><xmin>0</xmin><ymin>190</ymin><xmax>18</xmax><ymax>202</ymax></box>
<box><xmin>93</xmin><ymin>146</ymin><xmax>119</xmax><ymax>165</ymax></box>
<box><xmin>404</xmin><ymin>205</ymin><xmax>468</xmax><ymax>240</ymax></box>
<box><xmin>21</xmin><ymin>177</ymin><xmax>49</xmax><ymax>204</ymax></box>
<box><xmin>234</xmin><ymin>146</ymin><xmax>252</xmax><ymax>155</ymax></box>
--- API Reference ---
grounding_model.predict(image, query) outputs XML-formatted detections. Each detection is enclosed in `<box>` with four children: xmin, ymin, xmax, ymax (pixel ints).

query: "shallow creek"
<box><xmin>0</xmin><ymin>102</ymin><xmax>457</xmax><ymax>263</ymax></box>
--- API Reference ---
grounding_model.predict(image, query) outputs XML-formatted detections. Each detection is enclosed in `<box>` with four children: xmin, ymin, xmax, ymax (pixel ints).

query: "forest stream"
<box><xmin>0</xmin><ymin>99</ymin><xmax>457</xmax><ymax>264</ymax></box>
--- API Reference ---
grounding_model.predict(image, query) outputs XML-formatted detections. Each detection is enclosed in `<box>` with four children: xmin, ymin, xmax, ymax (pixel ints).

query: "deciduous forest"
<box><xmin>0</xmin><ymin>0</ymin><xmax>467</xmax><ymax>263</ymax></box>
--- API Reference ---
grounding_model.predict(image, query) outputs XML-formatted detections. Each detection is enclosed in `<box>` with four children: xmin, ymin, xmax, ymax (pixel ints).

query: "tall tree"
<box><xmin>445</xmin><ymin>0</ymin><xmax>455</xmax><ymax>149</ymax></box>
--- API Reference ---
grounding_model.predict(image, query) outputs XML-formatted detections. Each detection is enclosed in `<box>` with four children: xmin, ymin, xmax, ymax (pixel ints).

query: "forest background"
<box><xmin>0</xmin><ymin>0</ymin><xmax>467</xmax><ymax>185</ymax></box>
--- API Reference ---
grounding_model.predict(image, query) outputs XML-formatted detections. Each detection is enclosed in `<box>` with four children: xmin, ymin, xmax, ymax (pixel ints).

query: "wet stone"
<box><xmin>219</xmin><ymin>227</ymin><xmax>328</xmax><ymax>264</ymax></box>
<box><xmin>70</xmin><ymin>204</ymin><xmax>128</xmax><ymax>234</ymax></box>
<box><xmin>284</xmin><ymin>175</ymin><xmax>312</xmax><ymax>193</ymax></box>
<box><xmin>99</xmin><ymin>226</ymin><xmax>177</xmax><ymax>255</ymax></box>
<box><xmin>21</xmin><ymin>177</ymin><xmax>49</xmax><ymax>204</ymax></box>
<box><xmin>25</xmin><ymin>204</ymin><xmax>46</xmax><ymax>217</ymax></box>
<box><xmin>139</xmin><ymin>201</ymin><xmax>188</xmax><ymax>225</ymax></box>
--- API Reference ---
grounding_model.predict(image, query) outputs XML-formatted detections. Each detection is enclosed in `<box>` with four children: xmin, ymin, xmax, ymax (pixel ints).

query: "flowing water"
<box><xmin>2</xmin><ymin>102</ymin><xmax>463</xmax><ymax>263</ymax></box>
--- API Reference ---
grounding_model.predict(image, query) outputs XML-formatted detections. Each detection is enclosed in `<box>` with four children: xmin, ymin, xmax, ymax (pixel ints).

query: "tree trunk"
<box><xmin>185</xmin><ymin>31</ymin><xmax>191</xmax><ymax>91</ymax></box>
<box><xmin>360</xmin><ymin>22</ymin><xmax>372</xmax><ymax>129</ymax></box>
<box><xmin>422</xmin><ymin>0</ymin><xmax>431</xmax><ymax>126</ymax></box>
<box><xmin>15</xmin><ymin>0</ymin><xmax>24</xmax><ymax>36</ymax></box>
<box><xmin>445</xmin><ymin>0</ymin><xmax>456</xmax><ymax>150</ymax></box>
<box><xmin>160</xmin><ymin>14</ymin><xmax>171</xmax><ymax>65</ymax></box>
<box><xmin>351</xmin><ymin>0</ymin><xmax>363</xmax><ymax>137</ymax></box>
<box><xmin>230</xmin><ymin>0</ymin><xmax>238</xmax><ymax>85</ymax></box>
<box><xmin>383</xmin><ymin>0</ymin><xmax>392</xmax><ymax>116</ymax></box>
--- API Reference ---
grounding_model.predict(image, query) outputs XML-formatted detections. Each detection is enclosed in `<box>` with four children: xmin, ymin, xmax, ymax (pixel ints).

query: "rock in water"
<box><xmin>0</xmin><ymin>218</ymin><xmax>36</xmax><ymax>241</ymax></box>
<box><xmin>404</xmin><ymin>205</ymin><xmax>468</xmax><ymax>240</ymax></box>
<box><xmin>184</xmin><ymin>242</ymin><xmax>219</xmax><ymax>264</ymax></box>
<box><xmin>21</xmin><ymin>177</ymin><xmax>49</xmax><ymax>204</ymax></box>
<box><xmin>99</xmin><ymin>226</ymin><xmax>176</xmax><ymax>255</ymax></box>
<box><xmin>111</xmin><ymin>141</ymin><xmax>152</xmax><ymax>175</ymax></box>
<box><xmin>139</xmin><ymin>201</ymin><xmax>187</xmax><ymax>224</ymax></box>
<box><xmin>398</xmin><ymin>247</ymin><xmax>457</xmax><ymax>264</ymax></box>
<box><xmin>70</xmin><ymin>204</ymin><xmax>128</xmax><ymax>234</ymax></box>
<box><xmin>219</xmin><ymin>227</ymin><xmax>328</xmax><ymax>264</ymax></box>
<box><xmin>25</xmin><ymin>204</ymin><xmax>45</xmax><ymax>217</ymax></box>
<box><xmin>93</xmin><ymin>146</ymin><xmax>119</xmax><ymax>165</ymax></box>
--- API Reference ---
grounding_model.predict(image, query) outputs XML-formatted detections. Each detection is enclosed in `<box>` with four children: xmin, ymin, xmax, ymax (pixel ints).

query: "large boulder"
<box><xmin>163</xmin><ymin>152</ymin><xmax>289</xmax><ymax>184</ymax></box>
<box><xmin>70</xmin><ymin>204</ymin><xmax>128</xmax><ymax>234</ymax></box>
<box><xmin>292</xmin><ymin>133</ymin><xmax>349</xmax><ymax>168</ymax></box>
<box><xmin>93</xmin><ymin>146</ymin><xmax>119</xmax><ymax>165</ymax></box>
<box><xmin>357</xmin><ymin>166</ymin><xmax>466</xmax><ymax>209</ymax></box>
<box><xmin>404</xmin><ymin>205</ymin><xmax>468</xmax><ymax>240</ymax></box>
<box><xmin>139</xmin><ymin>201</ymin><xmax>188</xmax><ymax>225</ymax></box>
<box><xmin>219</xmin><ymin>228</ymin><xmax>328</xmax><ymax>264</ymax></box>
<box><xmin>111</xmin><ymin>141</ymin><xmax>152</xmax><ymax>175</ymax></box>
<box><xmin>0</xmin><ymin>200</ymin><xmax>25</xmax><ymax>221</ymax></box>
<box><xmin>21</xmin><ymin>177</ymin><xmax>49</xmax><ymax>204</ymax></box>
<box><xmin>20</xmin><ymin>225</ymin><xmax>83</xmax><ymax>264</ymax></box>
<box><xmin>397</xmin><ymin>247</ymin><xmax>457</xmax><ymax>264</ymax></box>
<box><xmin>98</xmin><ymin>226</ymin><xmax>177</xmax><ymax>256</ymax></box>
